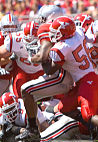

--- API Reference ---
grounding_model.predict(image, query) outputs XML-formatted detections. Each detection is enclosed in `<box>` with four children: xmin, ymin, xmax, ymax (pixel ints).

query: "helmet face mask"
<box><xmin>0</xmin><ymin>92</ymin><xmax>19</xmax><ymax>123</ymax></box>
<box><xmin>75</xmin><ymin>21</ymin><xmax>82</xmax><ymax>27</ymax></box>
<box><xmin>2</xmin><ymin>101</ymin><xmax>19</xmax><ymax>123</ymax></box>
<box><xmin>1</xmin><ymin>14</ymin><xmax>20</xmax><ymax>36</ymax></box>
<box><xmin>25</xmin><ymin>38</ymin><xmax>40</xmax><ymax>55</ymax></box>
<box><xmin>23</xmin><ymin>21</ymin><xmax>40</xmax><ymax>55</ymax></box>
<box><xmin>49</xmin><ymin>24</ymin><xmax>62</xmax><ymax>42</ymax></box>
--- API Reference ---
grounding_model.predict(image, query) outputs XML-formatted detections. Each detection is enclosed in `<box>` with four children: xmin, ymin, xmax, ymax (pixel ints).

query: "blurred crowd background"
<box><xmin>0</xmin><ymin>0</ymin><xmax>98</xmax><ymax>25</ymax></box>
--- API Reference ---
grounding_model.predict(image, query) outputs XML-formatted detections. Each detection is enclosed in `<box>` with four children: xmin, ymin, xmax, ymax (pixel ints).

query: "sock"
<box><xmin>26</xmin><ymin>117</ymin><xmax>37</xmax><ymax>129</ymax></box>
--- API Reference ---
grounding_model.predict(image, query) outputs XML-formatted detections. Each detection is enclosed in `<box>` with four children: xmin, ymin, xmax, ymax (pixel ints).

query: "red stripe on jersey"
<box><xmin>9</xmin><ymin>33</ymin><xmax>13</xmax><ymax>52</ymax></box>
<box><xmin>93</xmin><ymin>34</ymin><xmax>97</xmax><ymax>43</ymax></box>
<box><xmin>91</xmin><ymin>26</ymin><xmax>94</xmax><ymax>34</ymax></box>
<box><xmin>50</xmin><ymin>48</ymin><xmax>65</xmax><ymax>66</ymax></box>
<box><xmin>9</xmin><ymin>14</ymin><xmax>11</xmax><ymax>22</ymax></box>
<box><xmin>51</xmin><ymin>48</ymin><xmax>65</xmax><ymax>60</ymax></box>
<box><xmin>37</xmin><ymin>23</ymin><xmax>51</xmax><ymax>43</ymax></box>
<box><xmin>38</xmin><ymin>32</ymin><xmax>50</xmax><ymax>43</ymax></box>
<box><xmin>40</xmin><ymin>38</ymin><xmax>50</xmax><ymax>43</ymax></box>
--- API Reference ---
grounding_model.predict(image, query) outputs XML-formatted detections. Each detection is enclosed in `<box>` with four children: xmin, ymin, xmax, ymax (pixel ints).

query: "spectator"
<box><xmin>40</xmin><ymin>0</ymin><xmax>53</xmax><ymax>5</ymax></box>
<box><xmin>14</xmin><ymin>0</ymin><xmax>31</xmax><ymax>22</ymax></box>
<box><xmin>29</xmin><ymin>0</ymin><xmax>42</xmax><ymax>20</ymax></box>
<box><xmin>0</xmin><ymin>3</ymin><xmax>5</xmax><ymax>20</ymax></box>
<box><xmin>4</xmin><ymin>1</ymin><xmax>14</xmax><ymax>14</ymax></box>
<box><xmin>77</xmin><ymin>0</ymin><xmax>88</xmax><ymax>13</ymax></box>
<box><xmin>87</xmin><ymin>1</ymin><xmax>98</xmax><ymax>19</ymax></box>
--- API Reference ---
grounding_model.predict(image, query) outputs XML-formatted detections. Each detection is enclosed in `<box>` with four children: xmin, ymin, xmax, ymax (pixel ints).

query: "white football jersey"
<box><xmin>4</xmin><ymin>31</ymin><xmax>43</xmax><ymax>74</ymax></box>
<box><xmin>86</xmin><ymin>20</ymin><xmax>98</xmax><ymax>72</ymax></box>
<box><xmin>50</xmin><ymin>28</ymin><xmax>94</xmax><ymax>82</ymax></box>
<box><xmin>0</xmin><ymin>98</ymin><xmax>54</xmax><ymax>127</ymax></box>
<box><xmin>0</xmin><ymin>99</ymin><xmax>26</xmax><ymax>126</ymax></box>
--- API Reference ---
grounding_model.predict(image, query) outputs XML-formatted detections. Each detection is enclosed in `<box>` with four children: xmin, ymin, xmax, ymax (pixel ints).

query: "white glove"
<box><xmin>0</xmin><ymin>68</ymin><xmax>10</xmax><ymax>75</ymax></box>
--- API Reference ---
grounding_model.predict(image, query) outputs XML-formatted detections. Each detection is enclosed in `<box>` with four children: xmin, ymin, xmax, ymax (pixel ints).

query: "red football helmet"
<box><xmin>23</xmin><ymin>21</ymin><xmax>39</xmax><ymax>43</ymax></box>
<box><xmin>23</xmin><ymin>21</ymin><xmax>40</xmax><ymax>54</ymax></box>
<box><xmin>49</xmin><ymin>16</ymin><xmax>76</xmax><ymax>43</ymax></box>
<box><xmin>74</xmin><ymin>13</ymin><xmax>94</xmax><ymax>33</ymax></box>
<box><xmin>0</xmin><ymin>92</ymin><xmax>19</xmax><ymax>123</ymax></box>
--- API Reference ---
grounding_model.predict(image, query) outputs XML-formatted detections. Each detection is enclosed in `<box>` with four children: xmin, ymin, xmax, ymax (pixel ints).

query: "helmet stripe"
<box><xmin>9</xmin><ymin>14</ymin><xmax>12</xmax><ymax>22</ymax></box>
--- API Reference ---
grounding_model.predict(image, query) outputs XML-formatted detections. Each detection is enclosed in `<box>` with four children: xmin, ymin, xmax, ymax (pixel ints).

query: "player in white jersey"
<box><xmin>74</xmin><ymin>13</ymin><xmax>98</xmax><ymax>74</ymax></box>
<box><xmin>0</xmin><ymin>92</ymin><xmax>46</xmax><ymax>141</ymax></box>
<box><xmin>40</xmin><ymin>16</ymin><xmax>98</xmax><ymax>127</ymax></box>
<box><xmin>20</xmin><ymin>16</ymin><xmax>98</xmax><ymax>139</ymax></box>
<box><xmin>0</xmin><ymin>13</ymin><xmax>20</xmax><ymax>96</ymax></box>
<box><xmin>17</xmin><ymin>5</ymin><xmax>74</xmax><ymax>141</ymax></box>
<box><xmin>86</xmin><ymin>20</ymin><xmax>98</xmax><ymax>74</ymax></box>
<box><xmin>0</xmin><ymin>21</ymin><xmax>44</xmax><ymax>140</ymax></box>
<box><xmin>0</xmin><ymin>92</ymin><xmax>81</xmax><ymax>142</ymax></box>
<box><xmin>0</xmin><ymin>21</ymin><xmax>44</xmax><ymax>99</ymax></box>
<box><xmin>0</xmin><ymin>20</ymin><xmax>72</xmax><ymax>141</ymax></box>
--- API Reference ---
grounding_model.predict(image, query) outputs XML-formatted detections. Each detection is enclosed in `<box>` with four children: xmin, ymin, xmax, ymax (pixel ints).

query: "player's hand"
<box><xmin>20</xmin><ymin>128</ymin><xmax>26</xmax><ymax>133</ymax></box>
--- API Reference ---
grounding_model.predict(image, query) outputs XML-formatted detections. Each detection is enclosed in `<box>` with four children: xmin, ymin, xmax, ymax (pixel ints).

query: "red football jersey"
<box><xmin>37</xmin><ymin>23</ymin><xmax>51</xmax><ymax>43</ymax></box>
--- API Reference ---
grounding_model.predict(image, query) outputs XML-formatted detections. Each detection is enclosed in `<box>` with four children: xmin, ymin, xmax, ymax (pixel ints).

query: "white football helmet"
<box><xmin>1</xmin><ymin>13</ymin><xmax>20</xmax><ymax>36</ymax></box>
<box><xmin>0</xmin><ymin>92</ymin><xmax>19</xmax><ymax>123</ymax></box>
<box><xmin>35</xmin><ymin>5</ymin><xmax>64</xmax><ymax>24</ymax></box>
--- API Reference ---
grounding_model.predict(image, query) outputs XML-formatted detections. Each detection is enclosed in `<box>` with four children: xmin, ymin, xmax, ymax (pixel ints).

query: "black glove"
<box><xmin>5</xmin><ymin>122</ymin><xmax>13</xmax><ymax>133</ymax></box>
<box><xmin>0</xmin><ymin>132</ymin><xmax>4</xmax><ymax>141</ymax></box>
<box><xmin>0</xmin><ymin>122</ymin><xmax>13</xmax><ymax>141</ymax></box>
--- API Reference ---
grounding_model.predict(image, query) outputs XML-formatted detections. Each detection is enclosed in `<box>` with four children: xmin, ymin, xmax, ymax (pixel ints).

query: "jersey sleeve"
<box><xmin>37</xmin><ymin>23</ymin><xmax>51</xmax><ymax>43</ymax></box>
<box><xmin>50</xmin><ymin>42</ymin><xmax>70</xmax><ymax>66</ymax></box>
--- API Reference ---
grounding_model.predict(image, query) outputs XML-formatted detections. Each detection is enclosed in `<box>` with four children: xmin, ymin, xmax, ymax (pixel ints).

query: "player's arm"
<box><xmin>42</xmin><ymin>48</ymin><xmax>63</xmax><ymax>75</ymax></box>
<box><xmin>0</xmin><ymin>57</ymin><xmax>11</xmax><ymax>66</ymax></box>
<box><xmin>0</xmin><ymin>45</ymin><xmax>12</xmax><ymax>66</ymax></box>
<box><xmin>0</xmin><ymin>45</ymin><xmax>12</xmax><ymax>58</ymax></box>
<box><xmin>42</xmin><ymin>58</ymin><xmax>61</xmax><ymax>75</ymax></box>
<box><xmin>30</xmin><ymin>40</ymin><xmax>53</xmax><ymax>64</ymax></box>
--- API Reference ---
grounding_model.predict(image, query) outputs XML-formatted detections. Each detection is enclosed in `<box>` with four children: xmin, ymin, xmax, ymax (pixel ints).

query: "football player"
<box><xmin>0</xmin><ymin>13</ymin><xmax>20</xmax><ymax>95</ymax></box>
